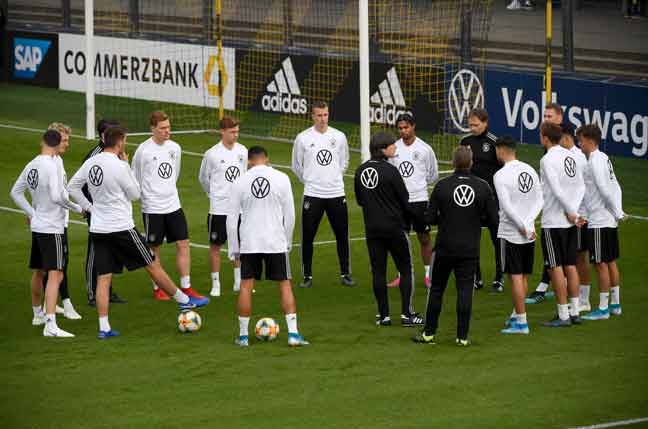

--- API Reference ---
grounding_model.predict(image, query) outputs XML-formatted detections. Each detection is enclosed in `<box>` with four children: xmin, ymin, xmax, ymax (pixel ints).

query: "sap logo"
<box><xmin>262</xmin><ymin>58</ymin><xmax>308</xmax><ymax>115</ymax></box>
<box><xmin>370</xmin><ymin>67</ymin><xmax>412</xmax><ymax>125</ymax></box>
<box><xmin>14</xmin><ymin>38</ymin><xmax>51</xmax><ymax>79</ymax></box>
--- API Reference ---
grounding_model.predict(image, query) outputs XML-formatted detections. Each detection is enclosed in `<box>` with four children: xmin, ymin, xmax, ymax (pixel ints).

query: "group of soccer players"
<box><xmin>10</xmin><ymin>100</ymin><xmax>624</xmax><ymax>346</ymax></box>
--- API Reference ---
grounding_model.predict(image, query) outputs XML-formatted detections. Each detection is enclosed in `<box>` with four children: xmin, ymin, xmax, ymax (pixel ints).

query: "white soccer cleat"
<box><xmin>56</xmin><ymin>305</ymin><xmax>65</xmax><ymax>314</ymax></box>
<box><xmin>63</xmin><ymin>308</ymin><xmax>83</xmax><ymax>320</ymax></box>
<box><xmin>210</xmin><ymin>284</ymin><xmax>221</xmax><ymax>297</ymax></box>
<box><xmin>43</xmin><ymin>325</ymin><xmax>75</xmax><ymax>338</ymax></box>
<box><xmin>507</xmin><ymin>0</ymin><xmax>522</xmax><ymax>10</ymax></box>
<box><xmin>32</xmin><ymin>313</ymin><xmax>46</xmax><ymax>326</ymax></box>
<box><xmin>578</xmin><ymin>302</ymin><xmax>591</xmax><ymax>313</ymax></box>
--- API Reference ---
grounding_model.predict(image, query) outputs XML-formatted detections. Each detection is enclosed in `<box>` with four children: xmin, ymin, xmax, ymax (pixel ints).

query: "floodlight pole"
<box><xmin>85</xmin><ymin>0</ymin><xmax>95</xmax><ymax>140</ymax></box>
<box><xmin>359</xmin><ymin>0</ymin><xmax>370</xmax><ymax>162</ymax></box>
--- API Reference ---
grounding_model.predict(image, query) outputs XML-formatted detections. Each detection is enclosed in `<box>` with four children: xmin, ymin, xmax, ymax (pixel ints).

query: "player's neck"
<box><xmin>314</xmin><ymin>125</ymin><xmax>328</xmax><ymax>134</ymax></box>
<box><xmin>403</xmin><ymin>135</ymin><xmax>416</xmax><ymax>146</ymax></box>
<box><xmin>152</xmin><ymin>136</ymin><xmax>166</xmax><ymax>145</ymax></box>
<box><xmin>40</xmin><ymin>147</ymin><xmax>57</xmax><ymax>157</ymax></box>
<box><xmin>222</xmin><ymin>140</ymin><xmax>235</xmax><ymax>150</ymax></box>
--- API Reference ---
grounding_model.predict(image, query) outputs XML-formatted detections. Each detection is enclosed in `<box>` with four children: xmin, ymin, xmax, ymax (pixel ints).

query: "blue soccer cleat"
<box><xmin>98</xmin><ymin>329</ymin><xmax>121</xmax><ymax>339</ymax></box>
<box><xmin>287</xmin><ymin>333</ymin><xmax>310</xmax><ymax>347</ymax></box>
<box><xmin>609</xmin><ymin>304</ymin><xmax>622</xmax><ymax>316</ymax></box>
<box><xmin>504</xmin><ymin>316</ymin><xmax>517</xmax><ymax>328</ymax></box>
<box><xmin>542</xmin><ymin>316</ymin><xmax>572</xmax><ymax>328</ymax></box>
<box><xmin>235</xmin><ymin>335</ymin><xmax>249</xmax><ymax>347</ymax></box>
<box><xmin>179</xmin><ymin>295</ymin><xmax>209</xmax><ymax>310</ymax></box>
<box><xmin>501</xmin><ymin>322</ymin><xmax>530</xmax><ymax>335</ymax></box>
<box><xmin>582</xmin><ymin>308</ymin><xmax>610</xmax><ymax>320</ymax></box>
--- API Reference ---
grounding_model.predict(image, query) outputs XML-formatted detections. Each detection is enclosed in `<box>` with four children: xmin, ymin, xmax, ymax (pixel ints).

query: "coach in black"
<box><xmin>413</xmin><ymin>146</ymin><xmax>498</xmax><ymax>346</ymax></box>
<box><xmin>355</xmin><ymin>132</ymin><xmax>423</xmax><ymax>327</ymax></box>
<box><xmin>82</xmin><ymin>118</ymin><xmax>126</xmax><ymax>306</ymax></box>
<box><xmin>460</xmin><ymin>108</ymin><xmax>503</xmax><ymax>292</ymax></box>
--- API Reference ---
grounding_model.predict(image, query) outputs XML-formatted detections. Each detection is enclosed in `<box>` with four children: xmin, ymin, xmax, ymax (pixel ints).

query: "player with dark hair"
<box><xmin>460</xmin><ymin>108</ymin><xmax>503</xmax><ymax>293</ymax></box>
<box><xmin>69</xmin><ymin>127</ymin><xmax>208</xmax><ymax>338</ymax></box>
<box><xmin>355</xmin><ymin>132</ymin><xmax>424</xmax><ymax>327</ymax></box>
<box><xmin>413</xmin><ymin>146</ymin><xmax>498</xmax><ymax>346</ymax></box>
<box><xmin>199</xmin><ymin>116</ymin><xmax>248</xmax><ymax>296</ymax></box>
<box><xmin>291</xmin><ymin>101</ymin><xmax>354</xmax><ymax>288</ymax></box>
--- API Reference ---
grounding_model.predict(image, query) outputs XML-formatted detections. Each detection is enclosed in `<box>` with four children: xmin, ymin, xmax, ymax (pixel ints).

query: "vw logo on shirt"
<box><xmin>398</xmin><ymin>161</ymin><xmax>414</xmax><ymax>178</ymax></box>
<box><xmin>225</xmin><ymin>166</ymin><xmax>240</xmax><ymax>183</ymax></box>
<box><xmin>564</xmin><ymin>157</ymin><xmax>576</xmax><ymax>178</ymax></box>
<box><xmin>453</xmin><ymin>184</ymin><xmax>475</xmax><ymax>207</ymax></box>
<box><xmin>518</xmin><ymin>172</ymin><xmax>534</xmax><ymax>193</ymax></box>
<box><xmin>360</xmin><ymin>167</ymin><xmax>379</xmax><ymax>189</ymax></box>
<box><xmin>316</xmin><ymin>149</ymin><xmax>333</xmax><ymax>166</ymax></box>
<box><xmin>251</xmin><ymin>177</ymin><xmax>270</xmax><ymax>199</ymax></box>
<box><xmin>27</xmin><ymin>168</ymin><xmax>39</xmax><ymax>190</ymax></box>
<box><xmin>88</xmin><ymin>165</ymin><xmax>103</xmax><ymax>186</ymax></box>
<box><xmin>158</xmin><ymin>162</ymin><xmax>173</xmax><ymax>179</ymax></box>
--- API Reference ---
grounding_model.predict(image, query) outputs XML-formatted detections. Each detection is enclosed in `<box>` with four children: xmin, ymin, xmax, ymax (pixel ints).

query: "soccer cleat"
<box><xmin>179</xmin><ymin>295</ymin><xmax>209</xmax><ymax>310</ymax></box>
<box><xmin>609</xmin><ymin>304</ymin><xmax>622</xmax><ymax>316</ymax></box>
<box><xmin>299</xmin><ymin>277</ymin><xmax>313</xmax><ymax>289</ymax></box>
<box><xmin>582</xmin><ymin>308</ymin><xmax>610</xmax><ymax>320</ymax></box>
<box><xmin>63</xmin><ymin>308</ymin><xmax>82</xmax><ymax>320</ymax></box>
<box><xmin>542</xmin><ymin>316</ymin><xmax>572</xmax><ymax>328</ymax></box>
<box><xmin>376</xmin><ymin>316</ymin><xmax>392</xmax><ymax>326</ymax></box>
<box><xmin>153</xmin><ymin>288</ymin><xmax>170</xmax><ymax>301</ymax></box>
<box><xmin>455</xmin><ymin>338</ymin><xmax>470</xmax><ymax>347</ymax></box>
<box><xmin>412</xmin><ymin>332</ymin><xmax>436</xmax><ymax>344</ymax></box>
<box><xmin>401</xmin><ymin>313</ymin><xmax>424</xmax><ymax>327</ymax></box>
<box><xmin>501</xmin><ymin>322</ymin><xmax>530</xmax><ymax>335</ymax></box>
<box><xmin>88</xmin><ymin>298</ymin><xmax>96</xmax><ymax>307</ymax></box>
<box><xmin>504</xmin><ymin>316</ymin><xmax>517</xmax><ymax>328</ymax></box>
<box><xmin>578</xmin><ymin>302</ymin><xmax>591</xmax><ymax>312</ymax></box>
<box><xmin>97</xmin><ymin>329</ymin><xmax>121</xmax><ymax>339</ymax></box>
<box><xmin>235</xmin><ymin>335</ymin><xmax>249</xmax><ymax>347</ymax></box>
<box><xmin>210</xmin><ymin>284</ymin><xmax>221</xmax><ymax>297</ymax></box>
<box><xmin>473</xmin><ymin>280</ymin><xmax>484</xmax><ymax>290</ymax></box>
<box><xmin>525</xmin><ymin>291</ymin><xmax>546</xmax><ymax>304</ymax></box>
<box><xmin>181</xmin><ymin>287</ymin><xmax>205</xmax><ymax>299</ymax></box>
<box><xmin>109</xmin><ymin>292</ymin><xmax>128</xmax><ymax>304</ymax></box>
<box><xmin>387</xmin><ymin>276</ymin><xmax>400</xmax><ymax>288</ymax></box>
<box><xmin>32</xmin><ymin>313</ymin><xmax>46</xmax><ymax>326</ymax></box>
<box><xmin>55</xmin><ymin>305</ymin><xmax>65</xmax><ymax>314</ymax></box>
<box><xmin>570</xmin><ymin>315</ymin><xmax>583</xmax><ymax>325</ymax></box>
<box><xmin>506</xmin><ymin>0</ymin><xmax>522</xmax><ymax>10</ymax></box>
<box><xmin>490</xmin><ymin>280</ymin><xmax>504</xmax><ymax>293</ymax></box>
<box><xmin>43</xmin><ymin>325</ymin><xmax>75</xmax><ymax>338</ymax></box>
<box><xmin>545</xmin><ymin>290</ymin><xmax>555</xmax><ymax>299</ymax></box>
<box><xmin>341</xmin><ymin>274</ymin><xmax>356</xmax><ymax>287</ymax></box>
<box><xmin>288</xmin><ymin>333</ymin><xmax>310</xmax><ymax>346</ymax></box>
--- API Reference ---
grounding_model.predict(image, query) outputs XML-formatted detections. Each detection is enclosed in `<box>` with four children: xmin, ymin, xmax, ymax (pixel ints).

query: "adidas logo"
<box><xmin>262</xmin><ymin>57</ymin><xmax>308</xmax><ymax>115</ymax></box>
<box><xmin>369</xmin><ymin>67</ymin><xmax>411</xmax><ymax>125</ymax></box>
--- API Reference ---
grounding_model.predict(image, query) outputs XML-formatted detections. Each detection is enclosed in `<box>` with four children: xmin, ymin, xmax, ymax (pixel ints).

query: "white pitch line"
<box><xmin>569</xmin><ymin>417</ymin><xmax>648</xmax><ymax>429</ymax></box>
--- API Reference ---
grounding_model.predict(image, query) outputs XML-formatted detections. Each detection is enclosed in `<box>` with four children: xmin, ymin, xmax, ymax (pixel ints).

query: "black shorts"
<box><xmin>240</xmin><ymin>253</ymin><xmax>291</xmax><ymax>281</ymax></box>
<box><xmin>142</xmin><ymin>208</ymin><xmax>189</xmax><ymax>246</ymax></box>
<box><xmin>499</xmin><ymin>239</ymin><xmax>534</xmax><ymax>275</ymax></box>
<box><xmin>30</xmin><ymin>232</ymin><xmax>67</xmax><ymax>271</ymax></box>
<box><xmin>588</xmin><ymin>227</ymin><xmax>620</xmax><ymax>264</ymax></box>
<box><xmin>576</xmin><ymin>225</ymin><xmax>590</xmax><ymax>253</ymax></box>
<box><xmin>405</xmin><ymin>201</ymin><xmax>431</xmax><ymax>233</ymax></box>
<box><xmin>90</xmin><ymin>228</ymin><xmax>155</xmax><ymax>276</ymax></box>
<box><xmin>541</xmin><ymin>227</ymin><xmax>578</xmax><ymax>268</ymax></box>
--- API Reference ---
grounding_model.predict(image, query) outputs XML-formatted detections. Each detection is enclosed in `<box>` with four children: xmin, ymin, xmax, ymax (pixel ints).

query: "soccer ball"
<box><xmin>255</xmin><ymin>317</ymin><xmax>280</xmax><ymax>341</ymax></box>
<box><xmin>178</xmin><ymin>310</ymin><xmax>202</xmax><ymax>333</ymax></box>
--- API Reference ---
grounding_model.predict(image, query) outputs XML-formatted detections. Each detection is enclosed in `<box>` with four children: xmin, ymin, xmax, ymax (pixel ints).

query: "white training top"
<box><xmin>388</xmin><ymin>137</ymin><xmax>439</xmax><ymax>202</ymax></box>
<box><xmin>131</xmin><ymin>137</ymin><xmax>182</xmax><ymax>214</ymax></box>
<box><xmin>198</xmin><ymin>141</ymin><xmax>248</xmax><ymax>215</ymax></box>
<box><xmin>493</xmin><ymin>159</ymin><xmax>543</xmax><ymax>244</ymax></box>
<box><xmin>10</xmin><ymin>154</ymin><xmax>81</xmax><ymax>234</ymax></box>
<box><xmin>54</xmin><ymin>155</ymin><xmax>71</xmax><ymax>227</ymax></box>
<box><xmin>569</xmin><ymin>145</ymin><xmax>589</xmax><ymax>215</ymax></box>
<box><xmin>68</xmin><ymin>152</ymin><xmax>141</xmax><ymax>233</ymax></box>
<box><xmin>291</xmin><ymin>126</ymin><xmax>349</xmax><ymax>198</ymax></box>
<box><xmin>540</xmin><ymin>145</ymin><xmax>585</xmax><ymax>229</ymax></box>
<box><xmin>584</xmin><ymin>149</ymin><xmax>624</xmax><ymax>228</ymax></box>
<box><xmin>227</xmin><ymin>164</ymin><xmax>295</xmax><ymax>257</ymax></box>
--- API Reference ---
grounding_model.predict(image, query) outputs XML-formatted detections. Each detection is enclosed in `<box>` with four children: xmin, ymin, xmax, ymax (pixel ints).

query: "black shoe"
<box><xmin>525</xmin><ymin>291</ymin><xmax>546</xmax><ymax>304</ymax></box>
<box><xmin>375</xmin><ymin>315</ymin><xmax>392</xmax><ymax>326</ymax></box>
<box><xmin>88</xmin><ymin>298</ymin><xmax>96</xmax><ymax>307</ymax></box>
<box><xmin>341</xmin><ymin>274</ymin><xmax>356</xmax><ymax>287</ymax></box>
<box><xmin>401</xmin><ymin>313</ymin><xmax>424</xmax><ymax>327</ymax></box>
<box><xmin>110</xmin><ymin>292</ymin><xmax>128</xmax><ymax>304</ymax></box>
<box><xmin>570</xmin><ymin>315</ymin><xmax>583</xmax><ymax>325</ymax></box>
<box><xmin>473</xmin><ymin>280</ymin><xmax>484</xmax><ymax>290</ymax></box>
<box><xmin>490</xmin><ymin>280</ymin><xmax>504</xmax><ymax>293</ymax></box>
<box><xmin>299</xmin><ymin>277</ymin><xmax>313</xmax><ymax>288</ymax></box>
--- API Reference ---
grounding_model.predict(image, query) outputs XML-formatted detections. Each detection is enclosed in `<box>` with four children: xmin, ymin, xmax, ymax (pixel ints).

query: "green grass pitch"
<box><xmin>0</xmin><ymin>83</ymin><xmax>647</xmax><ymax>429</ymax></box>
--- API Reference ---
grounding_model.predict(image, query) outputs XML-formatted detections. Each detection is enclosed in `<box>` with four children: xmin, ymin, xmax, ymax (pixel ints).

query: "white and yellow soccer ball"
<box><xmin>178</xmin><ymin>310</ymin><xmax>202</xmax><ymax>333</ymax></box>
<box><xmin>255</xmin><ymin>317</ymin><xmax>280</xmax><ymax>341</ymax></box>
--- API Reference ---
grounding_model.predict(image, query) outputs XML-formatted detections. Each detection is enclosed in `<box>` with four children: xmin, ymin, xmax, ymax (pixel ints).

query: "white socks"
<box><xmin>610</xmin><ymin>286</ymin><xmax>620</xmax><ymax>305</ymax></box>
<box><xmin>180</xmin><ymin>276</ymin><xmax>191</xmax><ymax>289</ymax></box>
<box><xmin>238</xmin><ymin>316</ymin><xmax>250</xmax><ymax>337</ymax></box>
<box><xmin>579</xmin><ymin>284</ymin><xmax>591</xmax><ymax>304</ymax></box>
<box><xmin>568</xmin><ymin>298</ymin><xmax>580</xmax><ymax>316</ymax></box>
<box><xmin>173</xmin><ymin>289</ymin><xmax>190</xmax><ymax>304</ymax></box>
<box><xmin>558</xmin><ymin>304</ymin><xmax>570</xmax><ymax>321</ymax></box>
<box><xmin>234</xmin><ymin>268</ymin><xmax>241</xmax><ymax>289</ymax></box>
<box><xmin>424</xmin><ymin>265</ymin><xmax>430</xmax><ymax>277</ymax></box>
<box><xmin>99</xmin><ymin>316</ymin><xmax>111</xmax><ymax>332</ymax></box>
<box><xmin>45</xmin><ymin>313</ymin><xmax>57</xmax><ymax>329</ymax></box>
<box><xmin>599</xmin><ymin>292</ymin><xmax>610</xmax><ymax>310</ymax></box>
<box><xmin>516</xmin><ymin>313</ymin><xmax>528</xmax><ymax>324</ymax></box>
<box><xmin>211</xmin><ymin>272</ymin><xmax>220</xmax><ymax>287</ymax></box>
<box><xmin>536</xmin><ymin>282</ymin><xmax>549</xmax><ymax>293</ymax></box>
<box><xmin>286</xmin><ymin>313</ymin><xmax>298</xmax><ymax>334</ymax></box>
<box><xmin>32</xmin><ymin>305</ymin><xmax>42</xmax><ymax>317</ymax></box>
<box><xmin>152</xmin><ymin>281</ymin><xmax>159</xmax><ymax>291</ymax></box>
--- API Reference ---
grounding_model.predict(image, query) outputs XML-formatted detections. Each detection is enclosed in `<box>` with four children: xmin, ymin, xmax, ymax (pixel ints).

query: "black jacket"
<box><xmin>426</xmin><ymin>170</ymin><xmax>498</xmax><ymax>258</ymax></box>
<box><xmin>355</xmin><ymin>159</ymin><xmax>420</xmax><ymax>238</ymax></box>
<box><xmin>459</xmin><ymin>130</ymin><xmax>501</xmax><ymax>189</ymax></box>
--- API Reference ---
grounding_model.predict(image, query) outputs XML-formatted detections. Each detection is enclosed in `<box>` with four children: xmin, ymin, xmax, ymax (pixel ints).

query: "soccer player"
<box><xmin>412</xmin><ymin>146</ymin><xmax>498</xmax><ymax>346</ymax></box>
<box><xmin>199</xmin><ymin>116</ymin><xmax>247</xmax><ymax>296</ymax></box>
<box><xmin>577</xmin><ymin>124</ymin><xmax>625</xmax><ymax>320</ymax></box>
<box><xmin>131</xmin><ymin>111</ymin><xmax>202</xmax><ymax>300</ymax></box>
<box><xmin>82</xmin><ymin>118</ymin><xmax>127</xmax><ymax>306</ymax></box>
<box><xmin>291</xmin><ymin>101</ymin><xmax>354</xmax><ymax>288</ymax></box>
<box><xmin>10</xmin><ymin>129</ymin><xmax>83</xmax><ymax>337</ymax></box>
<box><xmin>493</xmin><ymin>136</ymin><xmax>543</xmax><ymax>335</ymax></box>
<box><xmin>459</xmin><ymin>108</ymin><xmax>503</xmax><ymax>292</ymax></box>
<box><xmin>386</xmin><ymin>113</ymin><xmax>438</xmax><ymax>289</ymax></box>
<box><xmin>355</xmin><ymin>132</ymin><xmax>424</xmax><ymax>327</ymax></box>
<box><xmin>68</xmin><ymin>126</ymin><xmax>208</xmax><ymax>339</ymax></box>
<box><xmin>227</xmin><ymin>146</ymin><xmax>309</xmax><ymax>347</ymax></box>
<box><xmin>538</xmin><ymin>122</ymin><xmax>585</xmax><ymax>327</ymax></box>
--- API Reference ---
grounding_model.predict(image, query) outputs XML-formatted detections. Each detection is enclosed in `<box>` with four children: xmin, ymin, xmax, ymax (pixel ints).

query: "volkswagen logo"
<box><xmin>453</xmin><ymin>184</ymin><xmax>475</xmax><ymax>207</ymax></box>
<box><xmin>27</xmin><ymin>168</ymin><xmax>39</xmax><ymax>190</ymax></box>
<box><xmin>225</xmin><ymin>166</ymin><xmax>240</xmax><ymax>183</ymax></box>
<box><xmin>251</xmin><ymin>176</ymin><xmax>270</xmax><ymax>199</ymax></box>
<box><xmin>88</xmin><ymin>165</ymin><xmax>103</xmax><ymax>186</ymax></box>
<box><xmin>158</xmin><ymin>162</ymin><xmax>173</xmax><ymax>179</ymax></box>
<box><xmin>398</xmin><ymin>161</ymin><xmax>414</xmax><ymax>178</ymax></box>
<box><xmin>518</xmin><ymin>172</ymin><xmax>533</xmax><ymax>193</ymax></box>
<box><xmin>360</xmin><ymin>167</ymin><xmax>379</xmax><ymax>189</ymax></box>
<box><xmin>564</xmin><ymin>157</ymin><xmax>576</xmax><ymax>178</ymax></box>
<box><xmin>316</xmin><ymin>149</ymin><xmax>333</xmax><ymax>166</ymax></box>
<box><xmin>448</xmin><ymin>69</ymin><xmax>484</xmax><ymax>133</ymax></box>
